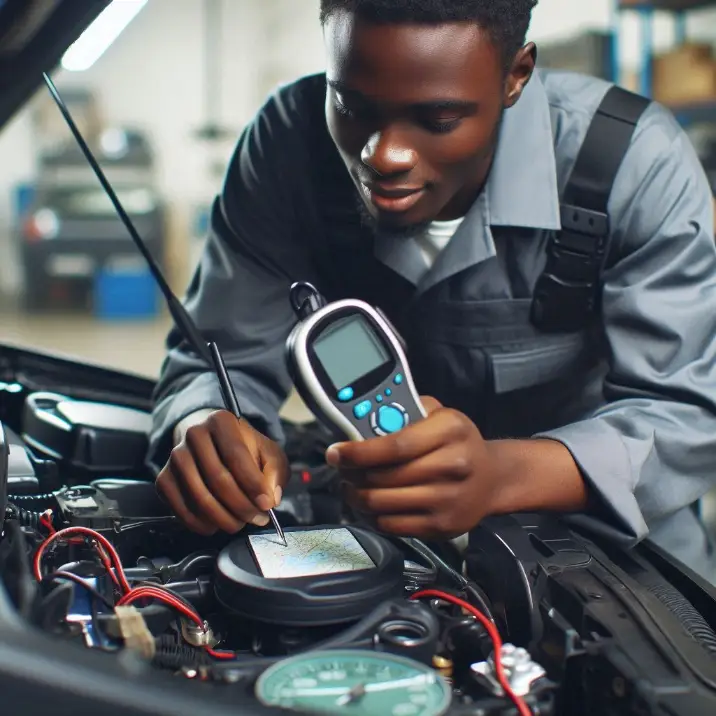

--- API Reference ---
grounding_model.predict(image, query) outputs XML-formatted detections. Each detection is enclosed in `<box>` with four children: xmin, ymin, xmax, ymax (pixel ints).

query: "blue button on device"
<box><xmin>376</xmin><ymin>394</ymin><xmax>383</xmax><ymax>403</ymax></box>
<box><xmin>385</xmin><ymin>388</ymin><xmax>392</xmax><ymax>396</ymax></box>
<box><xmin>353</xmin><ymin>400</ymin><xmax>372</xmax><ymax>419</ymax></box>
<box><xmin>337</xmin><ymin>387</ymin><xmax>354</xmax><ymax>402</ymax></box>
<box><xmin>394</xmin><ymin>374</ymin><xmax>404</xmax><ymax>385</ymax></box>
<box><xmin>376</xmin><ymin>405</ymin><xmax>406</xmax><ymax>434</ymax></box>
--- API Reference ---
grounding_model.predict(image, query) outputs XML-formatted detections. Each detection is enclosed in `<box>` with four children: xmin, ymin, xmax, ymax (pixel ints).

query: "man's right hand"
<box><xmin>156</xmin><ymin>410</ymin><xmax>290</xmax><ymax>536</ymax></box>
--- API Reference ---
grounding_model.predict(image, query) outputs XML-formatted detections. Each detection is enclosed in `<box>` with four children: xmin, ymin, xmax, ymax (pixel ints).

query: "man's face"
<box><xmin>323</xmin><ymin>12</ymin><xmax>533</xmax><ymax>233</ymax></box>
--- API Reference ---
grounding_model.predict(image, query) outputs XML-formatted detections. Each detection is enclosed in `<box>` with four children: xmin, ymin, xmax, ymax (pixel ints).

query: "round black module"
<box><xmin>214</xmin><ymin>525</ymin><xmax>404</xmax><ymax>627</ymax></box>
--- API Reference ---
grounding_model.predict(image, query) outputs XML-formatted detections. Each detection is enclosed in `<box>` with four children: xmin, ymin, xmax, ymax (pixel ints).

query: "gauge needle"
<box><xmin>283</xmin><ymin>674</ymin><xmax>435</xmax><ymax>698</ymax></box>
<box><xmin>335</xmin><ymin>683</ymin><xmax>366</xmax><ymax>706</ymax></box>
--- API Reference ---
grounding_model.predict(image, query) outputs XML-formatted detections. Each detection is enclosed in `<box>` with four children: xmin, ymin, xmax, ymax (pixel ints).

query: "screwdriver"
<box><xmin>208</xmin><ymin>341</ymin><xmax>287</xmax><ymax>547</ymax></box>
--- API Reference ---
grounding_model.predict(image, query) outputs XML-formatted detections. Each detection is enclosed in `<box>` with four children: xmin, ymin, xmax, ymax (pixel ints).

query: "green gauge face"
<box><xmin>255</xmin><ymin>649</ymin><xmax>452</xmax><ymax>716</ymax></box>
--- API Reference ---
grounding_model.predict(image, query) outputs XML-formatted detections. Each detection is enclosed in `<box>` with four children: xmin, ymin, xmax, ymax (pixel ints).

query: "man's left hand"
<box><xmin>325</xmin><ymin>396</ymin><xmax>503</xmax><ymax>539</ymax></box>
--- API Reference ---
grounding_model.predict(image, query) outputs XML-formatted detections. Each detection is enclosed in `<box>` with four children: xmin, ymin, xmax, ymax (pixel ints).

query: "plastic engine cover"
<box><xmin>22</xmin><ymin>391</ymin><xmax>151</xmax><ymax>475</ymax></box>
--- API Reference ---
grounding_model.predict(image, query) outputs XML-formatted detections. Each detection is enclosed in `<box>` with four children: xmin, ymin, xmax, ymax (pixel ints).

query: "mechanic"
<box><xmin>148</xmin><ymin>0</ymin><xmax>716</xmax><ymax>579</ymax></box>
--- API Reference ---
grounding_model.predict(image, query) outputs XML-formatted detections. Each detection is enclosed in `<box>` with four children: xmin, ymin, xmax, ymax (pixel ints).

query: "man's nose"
<box><xmin>360</xmin><ymin>129</ymin><xmax>417</xmax><ymax>176</ymax></box>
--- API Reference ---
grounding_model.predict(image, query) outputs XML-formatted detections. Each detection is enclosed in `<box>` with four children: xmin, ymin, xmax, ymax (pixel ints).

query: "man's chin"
<box><xmin>356</xmin><ymin>197</ymin><xmax>432</xmax><ymax>239</ymax></box>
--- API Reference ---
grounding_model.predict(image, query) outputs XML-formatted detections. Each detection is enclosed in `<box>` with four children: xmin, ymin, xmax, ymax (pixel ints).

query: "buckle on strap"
<box><xmin>530</xmin><ymin>206</ymin><xmax>610</xmax><ymax>333</ymax></box>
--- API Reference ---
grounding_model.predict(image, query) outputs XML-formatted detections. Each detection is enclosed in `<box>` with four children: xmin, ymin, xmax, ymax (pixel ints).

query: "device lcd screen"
<box><xmin>312</xmin><ymin>315</ymin><xmax>390</xmax><ymax>390</ymax></box>
<box><xmin>248</xmin><ymin>528</ymin><xmax>375</xmax><ymax>579</ymax></box>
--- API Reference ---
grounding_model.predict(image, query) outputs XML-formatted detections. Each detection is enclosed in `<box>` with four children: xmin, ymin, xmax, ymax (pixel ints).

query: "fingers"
<box><xmin>327</xmin><ymin>407</ymin><xmax>470</xmax><ymax>469</ymax></box>
<box><xmin>156</xmin><ymin>410</ymin><xmax>291</xmax><ymax>536</ymax></box>
<box><xmin>186</xmin><ymin>423</ymin><xmax>269</xmax><ymax>527</ymax></box>
<box><xmin>345</xmin><ymin>484</ymin><xmax>438</xmax><ymax>514</ymax></box>
<box><xmin>209</xmin><ymin>414</ymin><xmax>276</xmax><ymax>513</ymax></box>
<box><xmin>373</xmin><ymin>515</ymin><xmax>461</xmax><ymax>540</ymax></box>
<box><xmin>156</xmin><ymin>467</ymin><xmax>218</xmax><ymax>536</ymax></box>
<box><xmin>419</xmin><ymin>395</ymin><xmax>442</xmax><ymax>414</ymax></box>
<box><xmin>343</xmin><ymin>483</ymin><xmax>464</xmax><ymax>540</ymax></box>
<box><xmin>347</xmin><ymin>445</ymin><xmax>471</xmax><ymax>490</ymax></box>
<box><xmin>260</xmin><ymin>445</ymin><xmax>290</xmax><ymax>506</ymax></box>
<box><xmin>168</xmin><ymin>438</ymin><xmax>246</xmax><ymax>534</ymax></box>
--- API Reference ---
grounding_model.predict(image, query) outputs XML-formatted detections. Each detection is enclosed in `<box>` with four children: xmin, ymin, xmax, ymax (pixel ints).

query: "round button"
<box><xmin>376</xmin><ymin>404</ymin><xmax>406</xmax><ymax>434</ymax></box>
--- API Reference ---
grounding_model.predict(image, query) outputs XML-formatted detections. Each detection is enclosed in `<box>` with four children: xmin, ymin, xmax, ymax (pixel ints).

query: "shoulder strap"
<box><xmin>530</xmin><ymin>85</ymin><xmax>651</xmax><ymax>333</ymax></box>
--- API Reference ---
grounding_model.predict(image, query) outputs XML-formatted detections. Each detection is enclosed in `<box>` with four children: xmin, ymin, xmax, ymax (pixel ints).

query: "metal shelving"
<box><xmin>616</xmin><ymin>0</ymin><xmax>716</xmax><ymax>123</ymax></box>
<box><xmin>619</xmin><ymin>1</ymin><xmax>716</xmax><ymax>10</ymax></box>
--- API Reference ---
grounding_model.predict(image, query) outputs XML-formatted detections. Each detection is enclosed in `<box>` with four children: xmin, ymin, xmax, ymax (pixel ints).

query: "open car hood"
<box><xmin>0</xmin><ymin>0</ymin><xmax>110</xmax><ymax>128</ymax></box>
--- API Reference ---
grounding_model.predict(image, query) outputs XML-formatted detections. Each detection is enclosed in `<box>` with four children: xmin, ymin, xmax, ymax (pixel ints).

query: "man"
<box><xmin>149</xmin><ymin>0</ymin><xmax>716</xmax><ymax>578</ymax></box>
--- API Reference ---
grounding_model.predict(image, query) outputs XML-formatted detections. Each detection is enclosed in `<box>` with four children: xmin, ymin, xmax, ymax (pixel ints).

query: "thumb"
<box><xmin>419</xmin><ymin>395</ymin><xmax>443</xmax><ymax>415</ymax></box>
<box><xmin>259</xmin><ymin>445</ymin><xmax>290</xmax><ymax>507</ymax></box>
<box><xmin>235</xmin><ymin>420</ymin><xmax>288</xmax><ymax>508</ymax></box>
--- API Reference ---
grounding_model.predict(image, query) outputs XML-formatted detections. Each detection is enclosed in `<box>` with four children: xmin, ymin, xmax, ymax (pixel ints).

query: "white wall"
<box><xmin>0</xmin><ymin>0</ymin><xmax>715</xmax><ymax>296</ymax></box>
<box><xmin>0</xmin><ymin>0</ymin><xmax>325</xmax><ymax>296</ymax></box>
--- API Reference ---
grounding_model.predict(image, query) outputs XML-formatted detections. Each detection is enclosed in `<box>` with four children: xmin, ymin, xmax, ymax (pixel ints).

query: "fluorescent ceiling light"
<box><xmin>61</xmin><ymin>0</ymin><xmax>148</xmax><ymax>72</ymax></box>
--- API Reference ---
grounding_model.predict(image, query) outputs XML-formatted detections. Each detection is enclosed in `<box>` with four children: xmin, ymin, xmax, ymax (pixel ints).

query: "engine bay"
<box><xmin>3</xmin><ymin>368</ymin><xmax>716</xmax><ymax>716</ymax></box>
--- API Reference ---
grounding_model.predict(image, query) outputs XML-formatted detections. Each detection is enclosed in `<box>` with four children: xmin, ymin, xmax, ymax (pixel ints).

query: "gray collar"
<box><xmin>375</xmin><ymin>70</ymin><xmax>562</xmax><ymax>292</ymax></box>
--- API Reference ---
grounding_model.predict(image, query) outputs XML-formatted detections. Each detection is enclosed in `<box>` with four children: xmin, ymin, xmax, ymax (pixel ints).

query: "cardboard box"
<box><xmin>653</xmin><ymin>43</ymin><xmax>716</xmax><ymax>105</ymax></box>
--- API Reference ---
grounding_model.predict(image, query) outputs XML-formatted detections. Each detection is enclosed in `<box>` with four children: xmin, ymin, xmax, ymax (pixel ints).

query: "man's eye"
<box><xmin>333</xmin><ymin>99</ymin><xmax>377</xmax><ymax>124</ymax></box>
<box><xmin>333</xmin><ymin>99</ymin><xmax>355</xmax><ymax>118</ymax></box>
<box><xmin>422</xmin><ymin>118</ymin><xmax>462</xmax><ymax>134</ymax></box>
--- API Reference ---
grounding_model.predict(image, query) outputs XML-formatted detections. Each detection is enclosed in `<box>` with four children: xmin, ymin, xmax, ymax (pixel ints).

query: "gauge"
<box><xmin>254</xmin><ymin>649</ymin><xmax>452</xmax><ymax>716</ymax></box>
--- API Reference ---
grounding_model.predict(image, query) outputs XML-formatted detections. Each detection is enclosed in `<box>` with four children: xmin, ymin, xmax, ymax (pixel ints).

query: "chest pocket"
<box><xmin>404</xmin><ymin>298</ymin><xmax>604</xmax><ymax>439</ymax></box>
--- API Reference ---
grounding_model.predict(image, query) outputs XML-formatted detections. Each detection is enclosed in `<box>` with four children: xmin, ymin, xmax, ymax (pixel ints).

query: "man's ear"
<box><xmin>504</xmin><ymin>42</ymin><xmax>536</xmax><ymax>108</ymax></box>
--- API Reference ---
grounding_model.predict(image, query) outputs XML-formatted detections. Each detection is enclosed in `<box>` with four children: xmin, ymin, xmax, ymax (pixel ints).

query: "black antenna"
<box><xmin>41</xmin><ymin>72</ymin><xmax>212</xmax><ymax>366</ymax></box>
<box><xmin>39</xmin><ymin>73</ymin><xmax>297</xmax><ymax>542</ymax></box>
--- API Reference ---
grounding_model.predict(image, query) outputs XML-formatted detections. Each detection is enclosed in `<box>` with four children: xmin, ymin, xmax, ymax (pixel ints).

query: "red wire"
<box><xmin>118</xmin><ymin>587</ymin><xmax>237</xmax><ymax>660</ymax></box>
<box><xmin>205</xmin><ymin>647</ymin><xmax>237</xmax><ymax>660</ymax></box>
<box><xmin>33</xmin><ymin>526</ymin><xmax>237</xmax><ymax>661</ymax></box>
<box><xmin>33</xmin><ymin>526</ymin><xmax>131</xmax><ymax>594</ymax></box>
<box><xmin>39</xmin><ymin>511</ymin><xmax>56</xmax><ymax>535</ymax></box>
<box><xmin>96</xmin><ymin>545</ymin><xmax>121</xmax><ymax>589</ymax></box>
<box><xmin>117</xmin><ymin>586</ymin><xmax>204</xmax><ymax>628</ymax></box>
<box><xmin>410</xmin><ymin>589</ymin><xmax>532</xmax><ymax>716</ymax></box>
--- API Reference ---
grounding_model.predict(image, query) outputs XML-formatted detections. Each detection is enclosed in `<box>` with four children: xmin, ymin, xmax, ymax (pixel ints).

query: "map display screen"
<box><xmin>248</xmin><ymin>528</ymin><xmax>375</xmax><ymax>579</ymax></box>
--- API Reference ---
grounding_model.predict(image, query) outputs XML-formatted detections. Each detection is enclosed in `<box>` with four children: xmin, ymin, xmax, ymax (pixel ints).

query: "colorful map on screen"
<box><xmin>248</xmin><ymin>528</ymin><xmax>375</xmax><ymax>579</ymax></box>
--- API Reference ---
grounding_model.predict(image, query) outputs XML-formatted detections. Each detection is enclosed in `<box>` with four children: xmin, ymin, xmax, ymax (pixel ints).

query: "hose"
<box><xmin>6</xmin><ymin>492</ymin><xmax>58</xmax><ymax>511</ymax></box>
<box><xmin>152</xmin><ymin>635</ymin><xmax>212</xmax><ymax>670</ymax></box>
<box><xmin>5</xmin><ymin>504</ymin><xmax>43</xmax><ymax>531</ymax></box>
<box><xmin>165</xmin><ymin>553</ymin><xmax>215</xmax><ymax>581</ymax></box>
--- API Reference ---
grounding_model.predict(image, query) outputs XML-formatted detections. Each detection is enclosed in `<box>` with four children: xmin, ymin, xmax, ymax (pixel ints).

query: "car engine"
<box><xmin>2</xmin><ymin>372</ymin><xmax>716</xmax><ymax>716</ymax></box>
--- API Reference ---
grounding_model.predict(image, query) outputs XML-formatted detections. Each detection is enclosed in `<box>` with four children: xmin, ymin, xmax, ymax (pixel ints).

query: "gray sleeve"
<box><xmin>536</xmin><ymin>103</ymin><xmax>716</xmax><ymax>546</ymax></box>
<box><xmin>147</xmin><ymin>90</ymin><xmax>319</xmax><ymax>473</ymax></box>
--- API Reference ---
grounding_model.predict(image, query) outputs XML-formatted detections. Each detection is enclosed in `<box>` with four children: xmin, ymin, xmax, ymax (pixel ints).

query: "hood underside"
<box><xmin>0</xmin><ymin>0</ymin><xmax>110</xmax><ymax>128</ymax></box>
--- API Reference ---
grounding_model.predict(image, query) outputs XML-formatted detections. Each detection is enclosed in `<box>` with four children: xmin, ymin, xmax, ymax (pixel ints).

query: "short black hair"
<box><xmin>319</xmin><ymin>0</ymin><xmax>538</xmax><ymax>67</ymax></box>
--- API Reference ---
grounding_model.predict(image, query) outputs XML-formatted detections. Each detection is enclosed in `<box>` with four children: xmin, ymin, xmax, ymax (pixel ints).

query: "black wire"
<box><xmin>464</xmin><ymin>582</ymin><xmax>496</xmax><ymax>624</ymax></box>
<box><xmin>399</xmin><ymin>537</ymin><xmax>495</xmax><ymax>622</ymax></box>
<box><xmin>42</xmin><ymin>570</ymin><xmax>115</xmax><ymax>610</ymax></box>
<box><xmin>2</xmin><ymin>518</ymin><xmax>38</xmax><ymax>617</ymax></box>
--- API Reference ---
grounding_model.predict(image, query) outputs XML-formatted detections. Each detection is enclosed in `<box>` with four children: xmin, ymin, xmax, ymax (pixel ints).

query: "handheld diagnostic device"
<box><xmin>286</xmin><ymin>283</ymin><xmax>427</xmax><ymax>441</ymax></box>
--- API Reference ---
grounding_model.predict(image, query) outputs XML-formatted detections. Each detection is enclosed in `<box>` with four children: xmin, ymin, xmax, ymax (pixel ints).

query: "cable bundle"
<box><xmin>32</xmin><ymin>521</ymin><xmax>236</xmax><ymax>661</ymax></box>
